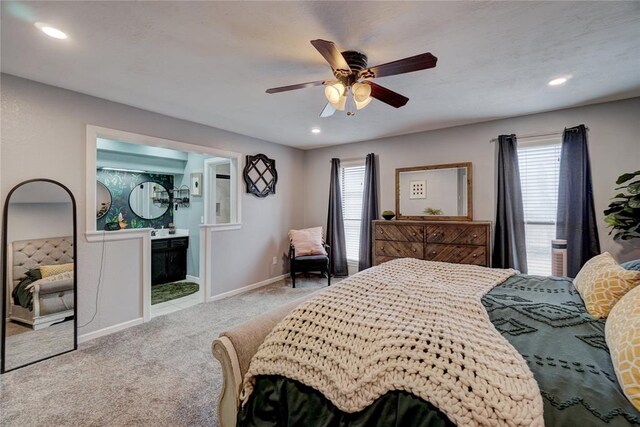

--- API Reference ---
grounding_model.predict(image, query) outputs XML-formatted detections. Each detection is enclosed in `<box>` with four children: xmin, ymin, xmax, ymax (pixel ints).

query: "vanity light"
<box><xmin>548</xmin><ymin>76</ymin><xmax>570</xmax><ymax>86</ymax></box>
<box><xmin>34</xmin><ymin>22</ymin><xmax>68</xmax><ymax>40</ymax></box>
<box><xmin>311</xmin><ymin>128</ymin><xmax>321</xmax><ymax>134</ymax></box>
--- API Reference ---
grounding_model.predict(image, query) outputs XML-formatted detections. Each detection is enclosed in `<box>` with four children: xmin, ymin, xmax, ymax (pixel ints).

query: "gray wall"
<box><xmin>6</xmin><ymin>203</ymin><xmax>73</xmax><ymax>243</ymax></box>
<box><xmin>1</xmin><ymin>74</ymin><xmax>305</xmax><ymax>336</ymax></box>
<box><xmin>303</xmin><ymin>97</ymin><xmax>640</xmax><ymax>263</ymax></box>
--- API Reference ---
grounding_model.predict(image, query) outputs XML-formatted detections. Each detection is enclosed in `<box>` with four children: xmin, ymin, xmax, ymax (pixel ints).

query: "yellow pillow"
<box><xmin>573</xmin><ymin>252</ymin><xmax>640</xmax><ymax>319</ymax></box>
<box><xmin>606</xmin><ymin>285</ymin><xmax>640</xmax><ymax>410</ymax></box>
<box><xmin>40</xmin><ymin>262</ymin><xmax>74</xmax><ymax>278</ymax></box>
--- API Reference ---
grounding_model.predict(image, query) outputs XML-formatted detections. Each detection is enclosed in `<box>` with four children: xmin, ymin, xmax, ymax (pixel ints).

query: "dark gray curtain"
<box><xmin>556</xmin><ymin>124</ymin><xmax>600</xmax><ymax>277</ymax></box>
<box><xmin>359</xmin><ymin>153</ymin><xmax>378</xmax><ymax>271</ymax></box>
<box><xmin>327</xmin><ymin>158</ymin><xmax>348</xmax><ymax>276</ymax></box>
<box><xmin>492</xmin><ymin>134</ymin><xmax>528</xmax><ymax>273</ymax></box>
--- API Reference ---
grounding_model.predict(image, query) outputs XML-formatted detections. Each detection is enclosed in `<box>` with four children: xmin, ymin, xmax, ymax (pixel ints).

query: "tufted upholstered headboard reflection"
<box><xmin>9</xmin><ymin>236</ymin><xmax>74</xmax><ymax>289</ymax></box>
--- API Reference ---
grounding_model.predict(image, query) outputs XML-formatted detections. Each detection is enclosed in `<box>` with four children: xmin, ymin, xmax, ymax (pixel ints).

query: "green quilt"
<box><xmin>239</xmin><ymin>275</ymin><xmax>640</xmax><ymax>426</ymax></box>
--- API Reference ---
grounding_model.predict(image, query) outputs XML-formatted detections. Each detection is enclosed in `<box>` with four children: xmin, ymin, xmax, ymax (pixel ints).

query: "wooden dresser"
<box><xmin>372</xmin><ymin>220</ymin><xmax>491</xmax><ymax>267</ymax></box>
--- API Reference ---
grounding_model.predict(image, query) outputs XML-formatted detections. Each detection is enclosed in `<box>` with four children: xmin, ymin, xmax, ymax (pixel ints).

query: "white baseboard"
<box><xmin>208</xmin><ymin>274</ymin><xmax>288</xmax><ymax>302</ymax></box>
<box><xmin>77</xmin><ymin>274</ymin><xmax>286</xmax><ymax>343</ymax></box>
<box><xmin>78</xmin><ymin>317</ymin><xmax>144</xmax><ymax>344</ymax></box>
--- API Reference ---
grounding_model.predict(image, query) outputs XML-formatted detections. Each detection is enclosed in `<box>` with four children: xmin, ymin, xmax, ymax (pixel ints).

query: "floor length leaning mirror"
<box><xmin>1</xmin><ymin>179</ymin><xmax>77</xmax><ymax>373</ymax></box>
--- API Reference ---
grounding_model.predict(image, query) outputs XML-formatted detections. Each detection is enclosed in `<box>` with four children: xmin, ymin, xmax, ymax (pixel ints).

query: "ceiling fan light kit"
<box><xmin>266</xmin><ymin>39</ymin><xmax>437</xmax><ymax>118</ymax></box>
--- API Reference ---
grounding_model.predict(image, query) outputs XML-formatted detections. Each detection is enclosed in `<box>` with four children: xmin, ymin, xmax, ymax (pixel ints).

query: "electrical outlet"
<box><xmin>272</xmin><ymin>256</ymin><xmax>278</xmax><ymax>265</ymax></box>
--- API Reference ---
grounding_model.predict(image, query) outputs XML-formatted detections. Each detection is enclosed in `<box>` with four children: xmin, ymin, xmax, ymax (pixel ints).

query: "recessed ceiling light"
<box><xmin>34</xmin><ymin>22</ymin><xmax>68</xmax><ymax>40</ymax></box>
<box><xmin>311</xmin><ymin>128</ymin><xmax>321</xmax><ymax>134</ymax></box>
<box><xmin>548</xmin><ymin>76</ymin><xmax>570</xmax><ymax>86</ymax></box>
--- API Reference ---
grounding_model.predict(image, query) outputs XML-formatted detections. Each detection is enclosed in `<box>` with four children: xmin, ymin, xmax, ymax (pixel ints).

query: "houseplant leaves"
<box><xmin>605</xmin><ymin>171</ymin><xmax>640</xmax><ymax>241</ymax></box>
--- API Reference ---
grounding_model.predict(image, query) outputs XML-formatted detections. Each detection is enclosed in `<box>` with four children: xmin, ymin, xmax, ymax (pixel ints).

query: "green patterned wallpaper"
<box><xmin>97</xmin><ymin>169</ymin><xmax>174</xmax><ymax>230</ymax></box>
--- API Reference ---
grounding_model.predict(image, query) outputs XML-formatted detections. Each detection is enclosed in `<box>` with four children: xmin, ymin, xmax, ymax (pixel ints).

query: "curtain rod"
<box><xmin>489</xmin><ymin>126</ymin><xmax>589</xmax><ymax>143</ymax></box>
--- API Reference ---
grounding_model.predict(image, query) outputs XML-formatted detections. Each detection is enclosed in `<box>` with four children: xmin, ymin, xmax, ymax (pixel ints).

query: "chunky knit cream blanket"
<box><xmin>242</xmin><ymin>258</ymin><xmax>544</xmax><ymax>426</ymax></box>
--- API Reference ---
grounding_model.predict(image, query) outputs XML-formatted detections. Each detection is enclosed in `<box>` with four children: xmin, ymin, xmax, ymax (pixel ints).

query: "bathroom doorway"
<box><xmin>86</xmin><ymin>126</ymin><xmax>242</xmax><ymax>321</ymax></box>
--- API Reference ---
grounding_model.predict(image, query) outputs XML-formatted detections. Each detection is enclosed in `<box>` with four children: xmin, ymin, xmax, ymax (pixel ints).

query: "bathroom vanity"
<box><xmin>151</xmin><ymin>229</ymin><xmax>189</xmax><ymax>286</ymax></box>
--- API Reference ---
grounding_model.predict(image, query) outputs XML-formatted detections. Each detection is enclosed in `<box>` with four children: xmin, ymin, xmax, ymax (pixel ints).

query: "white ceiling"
<box><xmin>2</xmin><ymin>1</ymin><xmax>639</xmax><ymax>149</ymax></box>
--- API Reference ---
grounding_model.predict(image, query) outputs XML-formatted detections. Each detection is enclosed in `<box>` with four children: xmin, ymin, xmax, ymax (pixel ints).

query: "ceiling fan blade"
<box><xmin>320</xmin><ymin>102</ymin><xmax>336</xmax><ymax>118</ymax></box>
<box><xmin>266</xmin><ymin>80</ymin><xmax>326</xmax><ymax>94</ymax></box>
<box><xmin>360</xmin><ymin>52</ymin><xmax>437</xmax><ymax>79</ymax></box>
<box><xmin>310</xmin><ymin>39</ymin><xmax>352</xmax><ymax>74</ymax></box>
<box><xmin>364</xmin><ymin>81</ymin><xmax>409</xmax><ymax>108</ymax></box>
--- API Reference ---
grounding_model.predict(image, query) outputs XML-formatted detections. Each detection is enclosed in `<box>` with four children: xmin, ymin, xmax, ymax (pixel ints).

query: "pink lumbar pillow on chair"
<box><xmin>289</xmin><ymin>227</ymin><xmax>326</xmax><ymax>256</ymax></box>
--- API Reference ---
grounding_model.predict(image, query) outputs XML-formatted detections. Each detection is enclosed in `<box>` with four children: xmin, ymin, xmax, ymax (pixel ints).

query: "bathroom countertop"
<box><xmin>150</xmin><ymin>228</ymin><xmax>189</xmax><ymax>240</ymax></box>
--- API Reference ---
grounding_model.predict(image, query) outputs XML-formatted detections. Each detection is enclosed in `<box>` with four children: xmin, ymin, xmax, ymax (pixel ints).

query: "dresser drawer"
<box><xmin>425</xmin><ymin>244</ymin><xmax>487</xmax><ymax>266</ymax></box>
<box><xmin>426</xmin><ymin>225</ymin><xmax>487</xmax><ymax>245</ymax></box>
<box><xmin>375</xmin><ymin>241</ymin><xmax>423</xmax><ymax>259</ymax></box>
<box><xmin>375</xmin><ymin>224</ymin><xmax>424</xmax><ymax>242</ymax></box>
<box><xmin>373</xmin><ymin>255</ymin><xmax>403</xmax><ymax>266</ymax></box>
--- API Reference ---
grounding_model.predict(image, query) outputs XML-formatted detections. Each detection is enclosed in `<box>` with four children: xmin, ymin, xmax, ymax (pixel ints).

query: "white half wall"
<box><xmin>303</xmin><ymin>97</ymin><xmax>640</xmax><ymax>263</ymax></box>
<box><xmin>0</xmin><ymin>74</ymin><xmax>305</xmax><ymax>337</ymax></box>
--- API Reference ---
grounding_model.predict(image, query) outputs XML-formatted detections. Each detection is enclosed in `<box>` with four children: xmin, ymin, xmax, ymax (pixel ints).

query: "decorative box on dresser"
<box><xmin>373</xmin><ymin>220</ymin><xmax>491</xmax><ymax>267</ymax></box>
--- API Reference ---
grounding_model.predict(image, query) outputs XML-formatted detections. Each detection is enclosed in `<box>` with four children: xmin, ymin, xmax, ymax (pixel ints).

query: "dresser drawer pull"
<box><xmin>431</xmin><ymin>250</ymin><xmax>437</xmax><ymax>255</ymax></box>
<box><xmin>472</xmin><ymin>253</ymin><xmax>478</xmax><ymax>258</ymax></box>
<box><xmin>412</xmin><ymin>232</ymin><xmax>417</xmax><ymax>236</ymax></box>
<box><xmin>472</xmin><ymin>234</ymin><xmax>478</xmax><ymax>238</ymax></box>
<box><xmin>412</xmin><ymin>248</ymin><xmax>417</xmax><ymax>252</ymax></box>
<box><xmin>380</xmin><ymin>246</ymin><xmax>384</xmax><ymax>250</ymax></box>
<box><xmin>380</xmin><ymin>229</ymin><xmax>385</xmax><ymax>234</ymax></box>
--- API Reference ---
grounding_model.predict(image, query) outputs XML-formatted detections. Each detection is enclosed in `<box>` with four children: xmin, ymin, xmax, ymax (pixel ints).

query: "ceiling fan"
<box><xmin>265</xmin><ymin>39</ymin><xmax>437</xmax><ymax>117</ymax></box>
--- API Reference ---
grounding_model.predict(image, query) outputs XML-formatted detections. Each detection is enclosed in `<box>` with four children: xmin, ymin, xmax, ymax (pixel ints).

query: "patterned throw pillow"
<box><xmin>606</xmin><ymin>285</ymin><xmax>640</xmax><ymax>411</ymax></box>
<box><xmin>40</xmin><ymin>262</ymin><xmax>74</xmax><ymax>278</ymax></box>
<box><xmin>26</xmin><ymin>270</ymin><xmax>74</xmax><ymax>291</ymax></box>
<box><xmin>573</xmin><ymin>252</ymin><xmax>640</xmax><ymax>319</ymax></box>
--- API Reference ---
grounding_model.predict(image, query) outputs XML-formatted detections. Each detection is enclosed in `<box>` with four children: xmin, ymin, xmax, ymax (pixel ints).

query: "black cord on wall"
<box><xmin>78</xmin><ymin>232</ymin><xmax>106</xmax><ymax>328</ymax></box>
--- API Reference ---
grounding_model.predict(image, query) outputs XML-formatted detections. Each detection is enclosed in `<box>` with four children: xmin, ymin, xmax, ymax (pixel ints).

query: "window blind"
<box><xmin>340</xmin><ymin>165</ymin><xmax>365</xmax><ymax>262</ymax></box>
<box><xmin>517</xmin><ymin>140</ymin><xmax>561</xmax><ymax>275</ymax></box>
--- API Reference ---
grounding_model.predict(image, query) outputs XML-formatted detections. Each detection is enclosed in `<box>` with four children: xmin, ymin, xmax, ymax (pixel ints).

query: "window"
<box><xmin>340</xmin><ymin>163</ymin><xmax>365</xmax><ymax>263</ymax></box>
<box><xmin>517</xmin><ymin>139</ymin><xmax>561</xmax><ymax>275</ymax></box>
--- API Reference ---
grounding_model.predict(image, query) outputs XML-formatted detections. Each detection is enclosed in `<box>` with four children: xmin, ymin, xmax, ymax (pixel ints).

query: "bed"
<box><xmin>7</xmin><ymin>236</ymin><xmax>74</xmax><ymax>330</ymax></box>
<box><xmin>212</xmin><ymin>259</ymin><xmax>640</xmax><ymax>426</ymax></box>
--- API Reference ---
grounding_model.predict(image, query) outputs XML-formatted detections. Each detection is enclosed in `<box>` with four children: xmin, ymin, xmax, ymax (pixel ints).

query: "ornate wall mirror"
<box><xmin>396</xmin><ymin>162</ymin><xmax>473</xmax><ymax>221</ymax></box>
<box><xmin>243</xmin><ymin>154</ymin><xmax>277</xmax><ymax>198</ymax></box>
<box><xmin>128</xmin><ymin>181</ymin><xmax>170</xmax><ymax>220</ymax></box>
<box><xmin>2</xmin><ymin>179</ymin><xmax>77</xmax><ymax>373</ymax></box>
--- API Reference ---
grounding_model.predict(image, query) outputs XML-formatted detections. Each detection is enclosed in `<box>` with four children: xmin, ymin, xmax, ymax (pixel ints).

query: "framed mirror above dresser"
<box><xmin>376</xmin><ymin>162</ymin><xmax>489</xmax><ymax>268</ymax></box>
<box><xmin>396</xmin><ymin>162</ymin><xmax>472</xmax><ymax>221</ymax></box>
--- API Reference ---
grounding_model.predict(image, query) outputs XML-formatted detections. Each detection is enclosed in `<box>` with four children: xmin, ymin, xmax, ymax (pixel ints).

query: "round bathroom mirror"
<box><xmin>96</xmin><ymin>181</ymin><xmax>112</xmax><ymax>220</ymax></box>
<box><xmin>128</xmin><ymin>181</ymin><xmax>169</xmax><ymax>220</ymax></box>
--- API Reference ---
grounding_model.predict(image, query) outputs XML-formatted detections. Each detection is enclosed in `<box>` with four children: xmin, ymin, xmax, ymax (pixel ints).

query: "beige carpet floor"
<box><xmin>4</xmin><ymin>320</ymin><xmax>74</xmax><ymax>371</ymax></box>
<box><xmin>0</xmin><ymin>276</ymin><xmax>335</xmax><ymax>426</ymax></box>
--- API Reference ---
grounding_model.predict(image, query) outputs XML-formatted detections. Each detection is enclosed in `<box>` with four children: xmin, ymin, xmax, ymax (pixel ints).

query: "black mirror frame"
<box><xmin>1</xmin><ymin>178</ymin><xmax>78</xmax><ymax>374</ymax></box>
<box><xmin>243</xmin><ymin>154</ymin><xmax>278</xmax><ymax>198</ymax></box>
<box><xmin>96</xmin><ymin>180</ymin><xmax>112</xmax><ymax>220</ymax></box>
<box><xmin>127</xmin><ymin>181</ymin><xmax>170</xmax><ymax>220</ymax></box>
